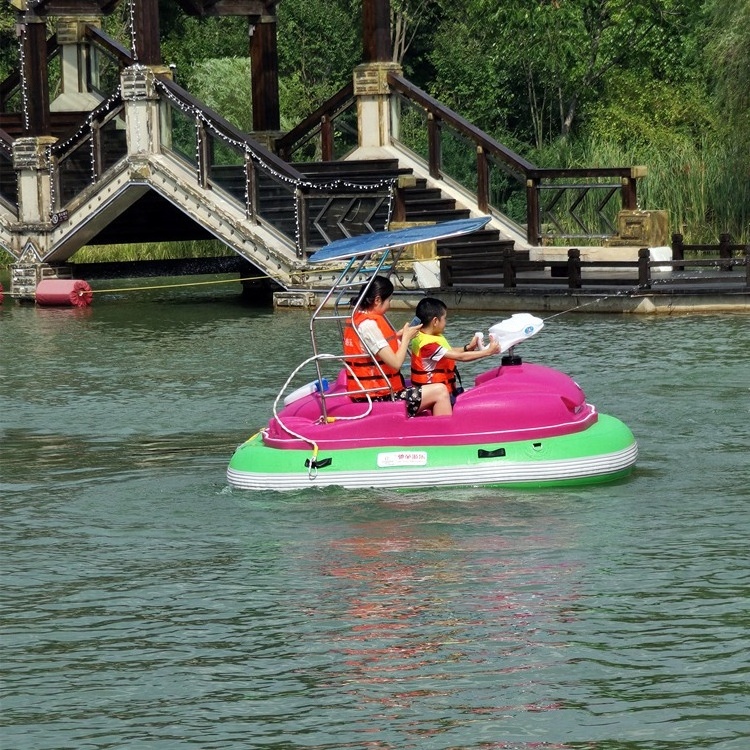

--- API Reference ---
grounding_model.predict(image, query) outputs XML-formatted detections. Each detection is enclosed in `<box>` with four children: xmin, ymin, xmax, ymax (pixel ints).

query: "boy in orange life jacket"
<box><xmin>410</xmin><ymin>297</ymin><xmax>501</xmax><ymax>406</ymax></box>
<box><xmin>343</xmin><ymin>276</ymin><xmax>452</xmax><ymax>417</ymax></box>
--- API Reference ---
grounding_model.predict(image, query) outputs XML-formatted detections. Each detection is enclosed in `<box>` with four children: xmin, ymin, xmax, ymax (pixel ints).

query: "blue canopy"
<box><xmin>308</xmin><ymin>217</ymin><xmax>491</xmax><ymax>264</ymax></box>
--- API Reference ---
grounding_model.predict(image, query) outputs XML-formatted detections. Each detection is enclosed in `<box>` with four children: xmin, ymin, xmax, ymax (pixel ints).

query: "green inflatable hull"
<box><xmin>227</xmin><ymin>413</ymin><xmax>637</xmax><ymax>491</ymax></box>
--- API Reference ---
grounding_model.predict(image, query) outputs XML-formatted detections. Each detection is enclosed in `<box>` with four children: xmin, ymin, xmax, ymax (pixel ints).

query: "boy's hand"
<box><xmin>485</xmin><ymin>339</ymin><xmax>501</xmax><ymax>355</ymax></box>
<box><xmin>465</xmin><ymin>334</ymin><xmax>480</xmax><ymax>351</ymax></box>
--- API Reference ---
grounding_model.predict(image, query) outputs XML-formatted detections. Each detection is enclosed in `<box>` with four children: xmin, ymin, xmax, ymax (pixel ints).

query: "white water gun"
<box><xmin>487</xmin><ymin>313</ymin><xmax>544</xmax><ymax>352</ymax></box>
<box><xmin>472</xmin><ymin>313</ymin><xmax>544</xmax><ymax>352</ymax></box>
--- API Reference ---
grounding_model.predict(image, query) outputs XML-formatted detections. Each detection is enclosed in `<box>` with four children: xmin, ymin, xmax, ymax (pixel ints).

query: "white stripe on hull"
<box><xmin>227</xmin><ymin>443</ymin><xmax>638</xmax><ymax>491</ymax></box>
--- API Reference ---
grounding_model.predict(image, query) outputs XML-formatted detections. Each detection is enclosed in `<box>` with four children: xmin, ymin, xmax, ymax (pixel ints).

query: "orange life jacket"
<box><xmin>343</xmin><ymin>311</ymin><xmax>404</xmax><ymax>398</ymax></box>
<box><xmin>410</xmin><ymin>332</ymin><xmax>458</xmax><ymax>396</ymax></box>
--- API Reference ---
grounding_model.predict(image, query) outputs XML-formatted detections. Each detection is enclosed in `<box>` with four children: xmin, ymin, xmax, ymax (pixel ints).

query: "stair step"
<box><xmin>295</xmin><ymin>159</ymin><xmax>406</xmax><ymax>181</ymax></box>
<box><xmin>404</xmin><ymin>198</ymin><xmax>457</xmax><ymax>211</ymax></box>
<box><xmin>401</xmin><ymin>188</ymin><xmax>443</xmax><ymax>201</ymax></box>
<box><xmin>404</xmin><ymin>207</ymin><xmax>471</xmax><ymax>221</ymax></box>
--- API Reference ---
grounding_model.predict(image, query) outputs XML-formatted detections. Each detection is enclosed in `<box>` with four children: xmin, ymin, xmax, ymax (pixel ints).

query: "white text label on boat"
<box><xmin>377</xmin><ymin>451</ymin><xmax>428</xmax><ymax>467</ymax></box>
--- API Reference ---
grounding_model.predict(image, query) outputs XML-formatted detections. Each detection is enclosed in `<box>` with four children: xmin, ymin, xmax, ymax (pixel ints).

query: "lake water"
<box><xmin>1</xmin><ymin>281</ymin><xmax>749</xmax><ymax>749</ymax></box>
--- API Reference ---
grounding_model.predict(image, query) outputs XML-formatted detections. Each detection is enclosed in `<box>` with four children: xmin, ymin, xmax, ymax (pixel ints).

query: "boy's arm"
<box><xmin>443</xmin><ymin>335</ymin><xmax>501</xmax><ymax>362</ymax></box>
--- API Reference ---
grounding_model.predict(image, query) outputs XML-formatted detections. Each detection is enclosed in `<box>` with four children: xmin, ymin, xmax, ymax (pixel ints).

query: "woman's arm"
<box><xmin>377</xmin><ymin>322</ymin><xmax>421</xmax><ymax>370</ymax></box>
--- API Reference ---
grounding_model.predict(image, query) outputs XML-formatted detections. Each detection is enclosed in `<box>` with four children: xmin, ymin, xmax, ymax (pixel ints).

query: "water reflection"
<box><xmin>308</xmin><ymin>508</ymin><xmax>585</xmax><ymax>745</ymax></box>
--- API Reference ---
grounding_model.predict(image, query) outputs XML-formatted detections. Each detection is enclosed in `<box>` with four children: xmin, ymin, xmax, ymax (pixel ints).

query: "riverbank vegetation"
<box><xmin>1</xmin><ymin>0</ymin><xmax>747</xmax><ymax>250</ymax></box>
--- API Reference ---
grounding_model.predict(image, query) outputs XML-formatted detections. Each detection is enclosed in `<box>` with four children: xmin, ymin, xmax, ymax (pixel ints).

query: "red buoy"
<box><xmin>35</xmin><ymin>279</ymin><xmax>93</xmax><ymax>307</ymax></box>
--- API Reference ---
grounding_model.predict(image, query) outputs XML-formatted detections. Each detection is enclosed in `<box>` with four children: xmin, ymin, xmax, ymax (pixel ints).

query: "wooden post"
<box><xmin>296</xmin><ymin>187</ymin><xmax>307</xmax><ymax>257</ymax></box>
<box><xmin>251</xmin><ymin>8</ymin><xmax>280</xmax><ymax>134</ymax></box>
<box><xmin>745</xmin><ymin>245</ymin><xmax>750</xmax><ymax>289</ymax></box>
<box><xmin>21</xmin><ymin>12</ymin><xmax>50</xmax><ymax>136</ymax></box>
<box><xmin>245</xmin><ymin>154</ymin><xmax>258</xmax><ymax>223</ymax></box>
<box><xmin>638</xmin><ymin>248</ymin><xmax>651</xmax><ymax>289</ymax></box>
<box><xmin>621</xmin><ymin>176</ymin><xmax>637</xmax><ymax>210</ymax></box>
<box><xmin>427</xmin><ymin>113</ymin><xmax>440</xmax><ymax>179</ymax></box>
<box><xmin>363</xmin><ymin>0</ymin><xmax>391</xmax><ymax>62</ymax></box>
<box><xmin>719</xmin><ymin>232</ymin><xmax>732</xmax><ymax>272</ymax></box>
<box><xmin>132</xmin><ymin>0</ymin><xmax>161</xmax><ymax>64</ymax></box>
<box><xmin>567</xmin><ymin>248</ymin><xmax>581</xmax><ymax>289</ymax></box>
<box><xmin>527</xmin><ymin>178</ymin><xmax>540</xmax><ymax>246</ymax></box>
<box><xmin>503</xmin><ymin>246</ymin><xmax>516</xmax><ymax>288</ymax></box>
<box><xmin>476</xmin><ymin>146</ymin><xmax>489</xmax><ymax>213</ymax></box>
<box><xmin>622</xmin><ymin>166</ymin><xmax>646</xmax><ymax>210</ymax></box>
<box><xmin>321</xmin><ymin>115</ymin><xmax>333</xmax><ymax>161</ymax></box>
<box><xmin>392</xmin><ymin>183</ymin><xmax>406</xmax><ymax>222</ymax></box>
<box><xmin>197</xmin><ymin>119</ymin><xmax>210</xmax><ymax>189</ymax></box>
<box><xmin>672</xmin><ymin>232</ymin><xmax>685</xmax><ymax>271</ymax></box>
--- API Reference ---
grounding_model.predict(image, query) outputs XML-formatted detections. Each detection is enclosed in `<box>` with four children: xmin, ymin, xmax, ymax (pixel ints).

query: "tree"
<box><xmin>428</xmin><ymin>0</ymin><xmax>706</xmax><ymax>148</ymax></box>
<box><xmin>705</xmin><ymin>0</ymin><xmax>750</xmax><ymax>141</ymax></box>
<box><xmin>277</xmin><ymin>0</ymin><xmax>360</xmax><ymax>124</ymax></box>
<box><xmin>391</xmin><ymin>0</ymin><xmax>440</xmax><ymax>65</ymax></box>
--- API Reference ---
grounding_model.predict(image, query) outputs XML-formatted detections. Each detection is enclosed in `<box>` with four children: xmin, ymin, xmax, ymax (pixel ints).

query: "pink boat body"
<box><xmin>263</xmin><ymin>362</ymin><xmax>597</xmax><ymax>451</ymax></box>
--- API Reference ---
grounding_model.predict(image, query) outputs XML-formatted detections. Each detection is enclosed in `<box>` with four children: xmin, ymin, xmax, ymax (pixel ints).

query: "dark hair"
<box><xmin>415</xmin><ymin>297</ymin><xmax>447</xmax><ymax>325</ymax></box>
<box><xmin>349</xmin><ymin>275</ymin><xmax>394</xmax><ymax>309</ymax></box>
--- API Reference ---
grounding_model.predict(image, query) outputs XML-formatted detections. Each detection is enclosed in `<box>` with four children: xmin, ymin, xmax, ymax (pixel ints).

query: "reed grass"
<box><xmin>69</xmin><ymin>239</ymin><xmax>231</xmax><ymax>263</ymax></box>
<box><xmin>535</xmin><ymin>136</ymin><xmax>749</xmax><ymax>245</ymax></box>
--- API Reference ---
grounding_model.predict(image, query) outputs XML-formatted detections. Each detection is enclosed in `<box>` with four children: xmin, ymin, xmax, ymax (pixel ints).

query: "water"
<box><xmin>1</xmin><ymin>282</ymin><xmax>749</xmax><ymax>749</ymax></box>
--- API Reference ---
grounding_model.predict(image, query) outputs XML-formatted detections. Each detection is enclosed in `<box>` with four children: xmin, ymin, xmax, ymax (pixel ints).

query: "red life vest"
<box><xmin>410</xmin><ymin>332</ymin><xmax>458</xmax><ymax>396</ymax></box>
<box><xmin>343</xmin><ymin>311</ymin><xmax>404</xmax><ymax>398</ymax></box>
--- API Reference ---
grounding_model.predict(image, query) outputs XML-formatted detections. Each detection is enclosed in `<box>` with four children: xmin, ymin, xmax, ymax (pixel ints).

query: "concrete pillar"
<box><xmin>121</xmin><ymin>65</ymin><xmax>164</xmax><ymax>159</ymax></box>
<box><xmin>9</xmin><ymin>137</ymin><xmax>65</xmax><ymax>300</ymax></box>
<box><xmin>13</xmin><ymin>136</ymin><xmax>56</xmax><ymax>225</ymax></box>
<box><xmin>353</xmin><ymin>61</ymin><xmax>401</xmax><ymax>151</ymax></box>
<box><xmin>355</xmin><ymin>1</ymin><xmax>399</xmax><ymax>153</ymax></box>
<box><xmin>51</xmin><ymin>17</ymin><xmax>105</xmax><ymax>112</ymax></box>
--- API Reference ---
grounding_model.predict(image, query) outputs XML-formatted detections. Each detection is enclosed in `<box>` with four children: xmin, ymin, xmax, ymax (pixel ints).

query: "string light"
<box><xmin>155</xmin><ymin>79</ymin><xmax>396</xmax><ymax>254</ymax></box>
<box><xmin>17</xmin><ymin>22</ymin><xmax>29</xmax><ymax>131</ymax></box>
<box><xmin>127</xmin><ymin>0</ymin><xmax>138</xmax><ymax>62</ymax></box>
<box><xmin>17</xmin><ymin>0</ymin><xmax>395</xmax><ymax>250</ymax></box>
<box><xmin>46</xmin><ymin>90</ymin><xmax>123</xmax><ymax>214</ymax></box>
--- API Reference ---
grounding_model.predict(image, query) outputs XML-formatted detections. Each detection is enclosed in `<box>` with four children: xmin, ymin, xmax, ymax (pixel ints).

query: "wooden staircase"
<box><xmin>290</xmin><ymin>158</ymin><xmax>529</xmax><ymax>286</ymax></box>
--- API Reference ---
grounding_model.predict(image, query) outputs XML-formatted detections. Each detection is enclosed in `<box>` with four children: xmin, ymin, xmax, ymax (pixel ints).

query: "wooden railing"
<box><xmin>82</xmin><ymin>24</ymin><xmax>134</xmax><ymax>99</ymax></box>
<box><xmin>0</xmin><ymin>128</ymin><xmax>17</xmax><ymax>210</ymax></box>
<box><xmin>48</xmin><ymin>95</ymin><xmax>127</xmax><ymax>209</ymax></box>
<box><xmin>0</xmin><ymin>34</ymin><xmax>60</xmax><ymax>113</ymax></box>
<box><xmin>672</xmin><ymin>233</ymin><xmax>746</xmax><ymax>272</ymax></box>
<box><xmin>387</xmin><ymin>73</ymin><xmax>642</xmax><ymax>247</ymax></box>
<box><xmin>275</xmin><ymin>81</ymin><xmax>355</xmax><ymax>162</ymax></box>
<box><xmin>157</xmin><ymin>77</ymin><xmax>394</xmax><ymax>254</ymax></box>
<box><xmin>478</xmin><ymin>245</ymin><xmax>750</xmax><ymax>292</ymax></box>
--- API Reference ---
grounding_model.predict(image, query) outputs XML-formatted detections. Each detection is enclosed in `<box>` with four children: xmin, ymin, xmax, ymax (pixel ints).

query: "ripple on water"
<box><xmin>2</xmin><ymin>306</ymin><xmax>750</xmax><ymax>749</ymax></box>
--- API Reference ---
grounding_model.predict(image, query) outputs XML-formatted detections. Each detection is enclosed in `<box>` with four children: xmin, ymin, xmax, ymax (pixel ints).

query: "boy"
<box><xmin>410</xmin><ymin>297</ymin><xmax>501</xmax><ymax>407</ymax></box>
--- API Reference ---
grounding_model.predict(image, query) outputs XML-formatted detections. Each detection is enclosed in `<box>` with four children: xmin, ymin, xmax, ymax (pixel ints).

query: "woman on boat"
<box><xmin>343</xmin><ymin>276</ymin><xmax>452</xmax><ymax>417</ymax></box>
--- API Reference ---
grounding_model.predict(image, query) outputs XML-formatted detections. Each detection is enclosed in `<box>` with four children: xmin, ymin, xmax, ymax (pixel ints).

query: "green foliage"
<box><xmin>534</xmin><ymin>135</ymin><xmax>749</xmax><ymax>244</ymax></box>
<box><xmin>189</xmin><ymin>57</ymin><xmax>252</xmax><ymax>132</ymax></box>
<box><xmin>277</xmin><ymin>0</ymin><xmax>360</xmax><ymax>123</ymax></box>
<box><xmin>705</xmin><ymin>0</ymin><xmax>750</xmax><ymax>146</ymax></box>
<box><xmin>583</xmin><ymin>70</ymin><xmax>715</xmax><ymax>150</ymax></box>
<box><xmin>428</xmin><ymin>0</ymin><xmax>709</xmax><ymax>147</ymax></box>
<box><xmin>0</xmin><ymin>3</ymin><xmax>17</xmax><ymax>81</ymax></box>
<box><xmin>2</xmin><ymin>0</ymin><xmax>747</xmax><ymax>246</ymax></box>
<box><xmin>160</xmin><ymin>16</ymin><xmax>248</xmax><ymax>83</ymax></box>
<box><xmin>70</xmin><ymin>240</ymin><xmax>230</xmax><ymax>263</ymax></box>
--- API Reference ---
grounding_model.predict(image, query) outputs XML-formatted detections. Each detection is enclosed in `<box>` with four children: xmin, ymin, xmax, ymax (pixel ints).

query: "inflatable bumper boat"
<box><xmin>227</xmin><ymin>218</ymin><xmax>637</xmax><ymax>491</ymax></box>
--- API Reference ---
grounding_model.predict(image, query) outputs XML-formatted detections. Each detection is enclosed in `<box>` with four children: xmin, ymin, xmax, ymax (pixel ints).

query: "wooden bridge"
<box><xmin>1</xmin><ymin>0</ymin><xmax>747</xmax><ymax>309</ymax></box>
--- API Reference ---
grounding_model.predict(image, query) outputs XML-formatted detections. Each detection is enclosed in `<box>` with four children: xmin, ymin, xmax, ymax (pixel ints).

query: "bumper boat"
<box><xmin>227</xmin><ymin>218</ymin><xmax>637</xmax><ymax>491</ymax></box>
